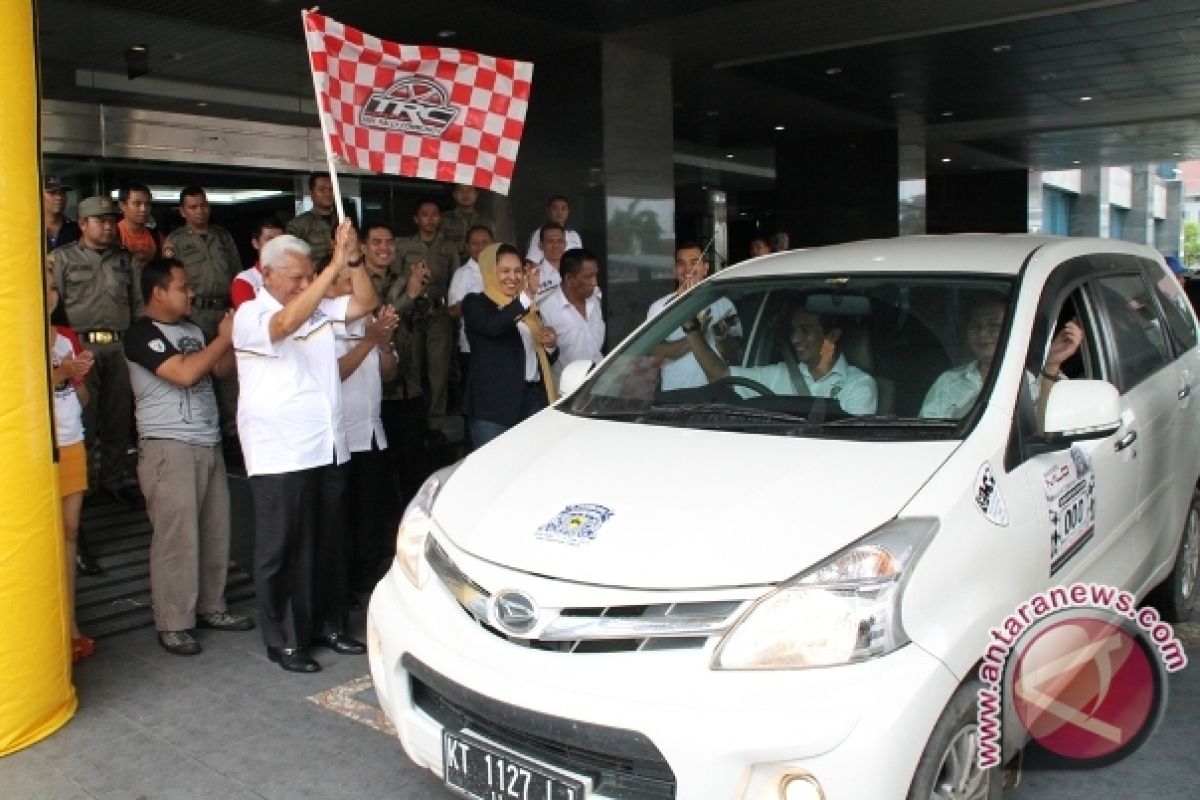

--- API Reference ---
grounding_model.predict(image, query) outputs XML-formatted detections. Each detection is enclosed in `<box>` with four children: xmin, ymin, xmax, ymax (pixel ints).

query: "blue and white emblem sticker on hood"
<box><xmin>536</xmin><ymin>503</ymin><xmax>615</xmax><ymax>546</ymax></box>
<box><xmin>974</xmin><ymin>462</ymin><xmax>1009</xmax><ymax>527</ymax></box>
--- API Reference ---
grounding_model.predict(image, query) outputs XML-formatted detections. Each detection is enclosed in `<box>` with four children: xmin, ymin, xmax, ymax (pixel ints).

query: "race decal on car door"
<box><xmin>974</xmin><ymin>462</ymin><xmax>1010</xmax><ymax>526</ymax></box>
<box><xmin>1045</xmin><ymin>446</ymin><xmax>1096</xmax><ymax>575</ymax></box>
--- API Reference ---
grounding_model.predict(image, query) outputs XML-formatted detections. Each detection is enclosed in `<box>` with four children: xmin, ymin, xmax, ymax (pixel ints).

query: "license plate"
<box><xmin>443</xmin><ymin>729</ymin><xmax>589</xmax><ymax>800</ymax></box>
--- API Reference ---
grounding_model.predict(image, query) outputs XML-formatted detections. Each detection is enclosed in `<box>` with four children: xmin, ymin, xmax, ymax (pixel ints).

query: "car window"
<box><xmin>1093</xmin><ymin>274</ymin><xmax>1172</xmax><ymax>391</ymax></box>
<box><xmin>1139</xmin><ymin>258</ymin><xmax>1198</xmax><ymax>353</ymax></box>
<box><xmin>565</xmin><ymin>274</ymin><xmax>1016</xmax><ymax>439</ymax></box>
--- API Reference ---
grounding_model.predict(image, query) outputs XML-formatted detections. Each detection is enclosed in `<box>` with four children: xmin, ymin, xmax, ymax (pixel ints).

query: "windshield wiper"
<box><xmin>821</xmin><ymin>415</ymin><xmax>959</xmax><ymax>428</ymax></box>
<box><xmin>641</xmin><ymin>402</ymin><xmax>806</xmax><ymax>424</ymax></box>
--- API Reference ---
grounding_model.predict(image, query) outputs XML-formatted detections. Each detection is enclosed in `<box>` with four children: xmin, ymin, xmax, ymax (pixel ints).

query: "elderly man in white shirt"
<box><xmin>538</xmin><ymin>248</ymin><xmax>605</xmax><ymax>379</ymax></box>
<box><xmin>234</xmin><ymin>220</ymin><xmax>378</xmax><ymax>673</ymax></box>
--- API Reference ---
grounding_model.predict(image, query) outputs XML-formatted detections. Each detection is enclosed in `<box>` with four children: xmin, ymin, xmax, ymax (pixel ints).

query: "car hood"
<box><xmin>433</xmin><ymin>410</ymin><xmax>959</xmax><ymax>588</ymax></box>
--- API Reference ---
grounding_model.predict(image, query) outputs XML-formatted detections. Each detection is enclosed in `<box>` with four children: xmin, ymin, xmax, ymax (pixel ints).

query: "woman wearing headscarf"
<box><xmin>462</xmin><ymin>243</ymin><xmax>558</xmax><ymax>449</ymax></box>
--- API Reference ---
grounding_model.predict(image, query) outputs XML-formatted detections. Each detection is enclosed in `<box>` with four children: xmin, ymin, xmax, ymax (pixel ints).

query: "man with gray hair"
<box><xmin>233</xmin><ymin>221</ymin><xmax>378</xmax><ymax>673</ymax></box>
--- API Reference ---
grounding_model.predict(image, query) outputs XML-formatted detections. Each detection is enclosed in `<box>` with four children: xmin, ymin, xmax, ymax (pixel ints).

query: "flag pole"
<box><xmin>302</xmin><ymin>7</ymin><xmax>347</xmax><ymax>224</ymax></box>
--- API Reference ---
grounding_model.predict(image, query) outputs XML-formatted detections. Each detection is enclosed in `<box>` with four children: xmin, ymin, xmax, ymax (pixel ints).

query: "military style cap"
<box><xmin>77</xmin><ymin>195</ymin><xmax>121</xmax><ymax>219</ymax></box>
<box><xmin>44</xmin><ymin>176</ymin><xmax>71</xmax><ymax>192</ymax></box>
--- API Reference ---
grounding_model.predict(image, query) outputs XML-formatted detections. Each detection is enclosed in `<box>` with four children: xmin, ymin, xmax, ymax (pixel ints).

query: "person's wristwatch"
<box><xmin>346</xmin><ymin>254</ymin><xmax>364</xmax><ymax>268</ymax></box>
<box><xmin>1041</xmin><ymin>368</ymin><xmax>1065</xmax><ymax>381</ymax></box>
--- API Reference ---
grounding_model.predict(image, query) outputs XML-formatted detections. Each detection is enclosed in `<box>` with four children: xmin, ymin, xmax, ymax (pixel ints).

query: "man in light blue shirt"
<box><xmin>683</xmin><ymin>301</ymin><xmax>877</xmax><ymax>415</ymax></box>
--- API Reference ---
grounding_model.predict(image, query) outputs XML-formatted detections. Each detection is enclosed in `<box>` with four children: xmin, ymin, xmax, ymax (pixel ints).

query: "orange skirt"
<box><xmin>58</xmin><ymin>441</ymin><xmax>88</xmax><ymax>497</ymax></box>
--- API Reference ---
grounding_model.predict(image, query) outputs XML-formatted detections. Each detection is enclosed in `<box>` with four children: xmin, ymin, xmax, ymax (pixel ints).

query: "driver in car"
<box><xmin>682</xmin><ymin>302</ymin><xmax>878</xmax><ymax>414</ymax></box>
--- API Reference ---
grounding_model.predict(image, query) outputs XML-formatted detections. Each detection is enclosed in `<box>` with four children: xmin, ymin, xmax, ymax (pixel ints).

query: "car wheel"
<box><xmin>907</xmin><ymin>680</ymin><xmax>1004</xmax><ymax>800</ymax></box>
<box><xmin>1147</xmin><ymin>490</ymin><xmax>1199</xmax><ymax>623</ymax></box>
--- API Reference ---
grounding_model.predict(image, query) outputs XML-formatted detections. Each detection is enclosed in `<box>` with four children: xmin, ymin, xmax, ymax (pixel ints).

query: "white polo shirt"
<box><xmin>647</xmin><ymin>294</ymin><xmax>742</xmax><ymax>390</ymax></box>
<box><xmin>447</xmin><ymin>258</ymin><xmax>483</xmax><ymax>353</ymax></box>
<box><xmin>335</xmin><ymin>317</ymin><xmax>387</xmax><ymax>453</ymax></box>
<box><xmin>533</xmin><ymin>260</ymin><xmax>562</xmax><ymax>303</ymax></box>
<box><xmin>730</xmin><ymin>354</ymin><xmax>877</xmax><ymax>414</ymax></box>
<box><xmin>234</xmin><ymin>292</ymin><xmax>351</xmax><ymax>476</ymax></box>
<box><xmin>525</xmin><ymin>227</ymin><xmax>582</xmax><ymax>265</ymax></box>
<box><xmin>538</xmin><ymin>286</ymin><xmax>605</xmax><ymax>378</ymax></box>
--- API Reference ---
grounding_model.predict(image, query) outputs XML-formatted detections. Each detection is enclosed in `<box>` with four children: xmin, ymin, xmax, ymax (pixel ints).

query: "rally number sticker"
<box><xmin>1046</xmin><ymin>446</ymin><xmax>1096</xmax><ymax>575</ymax></box>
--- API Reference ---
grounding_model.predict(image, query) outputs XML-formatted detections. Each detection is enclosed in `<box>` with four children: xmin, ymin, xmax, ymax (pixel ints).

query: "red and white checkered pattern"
<box><xmin>302</xmin><ymin>10</ymin><xmax>533</xmax><ymax>195</ymax></box>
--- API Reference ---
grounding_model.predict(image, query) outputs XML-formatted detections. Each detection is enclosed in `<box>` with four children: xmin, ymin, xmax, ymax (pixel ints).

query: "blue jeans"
<box><xmin>468</xmin><ymin>418</ymin><xmax>509</xmax><ymax>450</ymax></box>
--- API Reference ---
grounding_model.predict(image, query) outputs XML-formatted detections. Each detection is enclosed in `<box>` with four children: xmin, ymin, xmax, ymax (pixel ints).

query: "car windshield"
<box><xmin>563</xmin><ymin>274</ymin><xmax>1017</xmax><ymax>439</ymax></box>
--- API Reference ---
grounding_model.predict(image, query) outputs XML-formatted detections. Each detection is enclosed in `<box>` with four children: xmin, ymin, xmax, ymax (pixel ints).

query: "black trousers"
<box><xmin>381</xmin><ymin>394</ymin><xmax>430</xmax><ymax>505</ymax></box>
<box><xmin>249</xmin><ymin>463</ymin><xmax>347</xmax><ymax>650</ymax></box>
<box><xmin>345</xmin><ymin>443</ymin><xmax>399</xmax><ymax>591</ymax></box>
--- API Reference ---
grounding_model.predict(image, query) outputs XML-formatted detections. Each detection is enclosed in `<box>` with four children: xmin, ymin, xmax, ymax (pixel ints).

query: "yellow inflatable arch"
<box><xmin>0</xmin><ymin>0</ymin><xmax>77</xmax><ymax>755</ymax></box>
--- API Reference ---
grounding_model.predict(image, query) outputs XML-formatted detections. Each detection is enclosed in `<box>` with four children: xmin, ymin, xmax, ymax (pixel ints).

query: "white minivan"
<box><xmin>368</xmin><ymin>235</ymin><xmax>1199</xmax><ymax>800</ymax></box>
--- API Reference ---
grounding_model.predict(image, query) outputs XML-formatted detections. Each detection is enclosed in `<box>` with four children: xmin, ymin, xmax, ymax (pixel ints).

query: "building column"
<box><xmin>509</xmin><ymin>42</ymin><xmax>675</xmax><ymax>343</ymax></box>
<box><xmin>897</xmin><ymin>118</ymin><xmax>926</xmax><ymax>236</ymax></box>
<box><xmin>1161</xmin><ymin>179</ymin><xmax>1183</xmax><ymax>257</ymax></box>
<box><xmin>1127</xmin><ymin>165</ymin><xmax>1155</xmax><ymax>245</ymax></box>
<box><xmin>1072</xmin><ymin>167</ymin><xmax>1108</xmax><ymax>238</ymax></box>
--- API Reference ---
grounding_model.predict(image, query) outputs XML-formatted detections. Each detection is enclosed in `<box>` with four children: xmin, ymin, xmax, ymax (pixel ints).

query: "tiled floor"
<box><xmin>2</xmin><ymin>611</ymin><xmax>1197</xmax><ymax>799</ymax></box>
<box><xmin>0</xmin><ymin>603</ymin><xmax>445</xmax><ymax>800</ymax></box>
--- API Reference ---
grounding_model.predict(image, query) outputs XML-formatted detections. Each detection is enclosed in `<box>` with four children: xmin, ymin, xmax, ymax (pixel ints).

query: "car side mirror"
<box><xmin>557</xmin><ymin>360</ymin><xmax>595</xmax><ymax>400</ymax></box>
<box><xmin>1042</xmin><ymin>379</ymin><xmax>1121</xmax><ymax>442</ymax></box>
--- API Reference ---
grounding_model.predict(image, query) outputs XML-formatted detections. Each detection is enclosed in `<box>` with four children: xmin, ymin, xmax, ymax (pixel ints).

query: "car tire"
<box><xmin>1146</xmin><ymin>489</ymin><xmax>1199</xmax><ymax>623</ymax></box>
<box><xmin>907</xmin><ymin>679</ymin><xmax>1004</xmax><ymax>800</ymax></box>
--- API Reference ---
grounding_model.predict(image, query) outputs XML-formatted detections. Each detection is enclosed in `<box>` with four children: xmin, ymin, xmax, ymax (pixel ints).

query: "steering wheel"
<box><xmin>709</xmin><ymin>374</ymin><xmax>776</xmax><ymax>397</ymax></box>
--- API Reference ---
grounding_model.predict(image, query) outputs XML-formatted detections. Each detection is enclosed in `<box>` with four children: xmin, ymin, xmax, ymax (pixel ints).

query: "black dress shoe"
<box><xmin>267</xmin><ymin>647</ymin><xmax>321</xmax><ymax>673</ymax></box>
<box><xmin>76</xmin><ymin>550</ymin><xmax>104</xmax><ymax>576</ymax></box>
<box><xmin>312</xmin><ymin>632</ymin><xmax>366</xmax><ymax>655</ymax></box>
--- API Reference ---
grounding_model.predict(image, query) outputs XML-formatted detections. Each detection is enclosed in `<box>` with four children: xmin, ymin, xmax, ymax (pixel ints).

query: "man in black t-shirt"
<box><xmin>124</xmin><ymin>259</ymin><xmax>255</xmax><ymax>657</ymax></box>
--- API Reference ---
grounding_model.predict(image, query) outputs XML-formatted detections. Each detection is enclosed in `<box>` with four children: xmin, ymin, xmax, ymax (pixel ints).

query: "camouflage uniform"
<box><xmin>286</xmin><ymin>210</ymin><xmax>336</xmax><ymax>263</ymax></box>
<box><xmin>51</xmin><ymin>240</ymin><xmax>143</xmax><ymax>491</ymax></box>
<box><xmin>387</xmin><ymin>233</ymin><xmax>460</xmax><ymax>426</ymax></box>
<box><xmin>440</xmin><ymin>208</ymin><xmax>493</xmax><ymax>262</ymax></box>
<box><xmin>163</xmin><ymin>224</ymin><xmax>241</xmax><ymax>434</ymax></box>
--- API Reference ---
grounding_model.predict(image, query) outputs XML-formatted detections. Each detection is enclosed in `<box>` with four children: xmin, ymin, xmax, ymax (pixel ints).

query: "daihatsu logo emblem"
<box><xmin>493</xmin><ymin>590</ymin><xmax>538</xmax><ymax>636</ymax></box>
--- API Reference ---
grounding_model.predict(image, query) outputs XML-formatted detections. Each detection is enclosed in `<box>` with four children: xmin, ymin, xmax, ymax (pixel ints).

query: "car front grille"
<box><xmin>407</xmin><ymin>654</ymin><xmax>677</xmax><ymax>799</ymax></box>
<box><xmin>427</xmin><ymin>536</ymin><xmax>746</xmax><ymax>653</ymax></box>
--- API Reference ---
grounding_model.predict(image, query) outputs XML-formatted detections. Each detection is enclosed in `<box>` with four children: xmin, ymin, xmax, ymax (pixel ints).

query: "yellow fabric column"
<box><xmin>0</xmin><ymin>0</ymin><xmax>78</xmax><ymax>756</ymax></box>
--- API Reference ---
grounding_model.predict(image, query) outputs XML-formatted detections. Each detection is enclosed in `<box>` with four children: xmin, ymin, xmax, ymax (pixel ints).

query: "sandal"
<box><xmin>72</xmin><ymin>635</ymin><xmax>96</xmax><ymax>663</ymax></box>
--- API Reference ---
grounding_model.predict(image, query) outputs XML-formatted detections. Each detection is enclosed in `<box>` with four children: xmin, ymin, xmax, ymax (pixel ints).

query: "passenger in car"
<box><xmin>683</xmin><ymin>302</ymin><xmax>878</xmax><ymax>414</ymax></box>
<box><xmin>920</xmin><ymin>296</ymin><xmax>1083</xmax><ymax>421</ymax></box>
<box><xmin>920</xmin><ymin>296</ymin><xmax>1006</xmax><ymax>419</ymax></box>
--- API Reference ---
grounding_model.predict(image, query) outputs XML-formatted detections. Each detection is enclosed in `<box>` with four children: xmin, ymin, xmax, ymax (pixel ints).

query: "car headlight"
<box><xmin>395</xmin><ymin>465</ymin><xmax>458</xmax><ymax>588</ymax></box>
<box><xmin>712</xmin><ymin>517</ymin><xmax>937</xmax><ymax>670</ymax></box>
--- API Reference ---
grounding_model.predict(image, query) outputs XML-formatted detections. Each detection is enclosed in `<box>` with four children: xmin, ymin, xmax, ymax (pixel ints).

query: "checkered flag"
<box><xmin>302</xmin><ymin>10</ymin><xmax>533</xmax><ymax>195</ymax></box>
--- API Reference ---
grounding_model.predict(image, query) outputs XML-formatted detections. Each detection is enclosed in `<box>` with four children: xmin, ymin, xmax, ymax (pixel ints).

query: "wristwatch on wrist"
<box><xmin>346</xmin><ymin>254</ymin><xmax>364</xmax><ymax>268</ymax></box>
<box><xmin>1041</xmin><ymin>368</ymin><xmax>1064</xmax><ymax>381</ymax></box>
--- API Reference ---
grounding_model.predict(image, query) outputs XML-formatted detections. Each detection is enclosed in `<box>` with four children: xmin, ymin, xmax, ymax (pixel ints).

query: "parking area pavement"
<box><xmin>1</xmin><ymin>605</ymin><xmax>1194</xmax><ymax>800</ymax></box>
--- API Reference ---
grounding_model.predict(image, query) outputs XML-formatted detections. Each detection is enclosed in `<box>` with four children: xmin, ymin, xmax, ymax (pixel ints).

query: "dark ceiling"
<box><xmin>36</xmin><ymin>0</ymin><xmax>1200</xmax><ymax>174</ymax></box>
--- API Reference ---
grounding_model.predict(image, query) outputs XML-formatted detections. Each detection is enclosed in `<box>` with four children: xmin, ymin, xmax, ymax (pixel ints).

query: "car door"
<box><xmin>1090</xmin><ymin>266</ymin><xmax>1188</xmax><ymax>590</ymax></box>
<box><xmin>1010</xmin><ymin>266</ymin><xmax>1141</xmax><ymax>589</ymax></box>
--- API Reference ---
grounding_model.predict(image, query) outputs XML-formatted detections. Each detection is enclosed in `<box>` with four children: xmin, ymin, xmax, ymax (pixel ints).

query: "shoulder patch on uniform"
<box><xmin>148</xmin><ymin>338</ymin><xmax>166</xmax><ymax>353</ymax></box>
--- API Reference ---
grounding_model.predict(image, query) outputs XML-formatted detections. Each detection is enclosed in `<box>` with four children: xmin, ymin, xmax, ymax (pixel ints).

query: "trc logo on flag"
<box><xmin>360</xmin><ymin>77</ymin><xmax>460</xmax><ymax>137</ymax></box>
